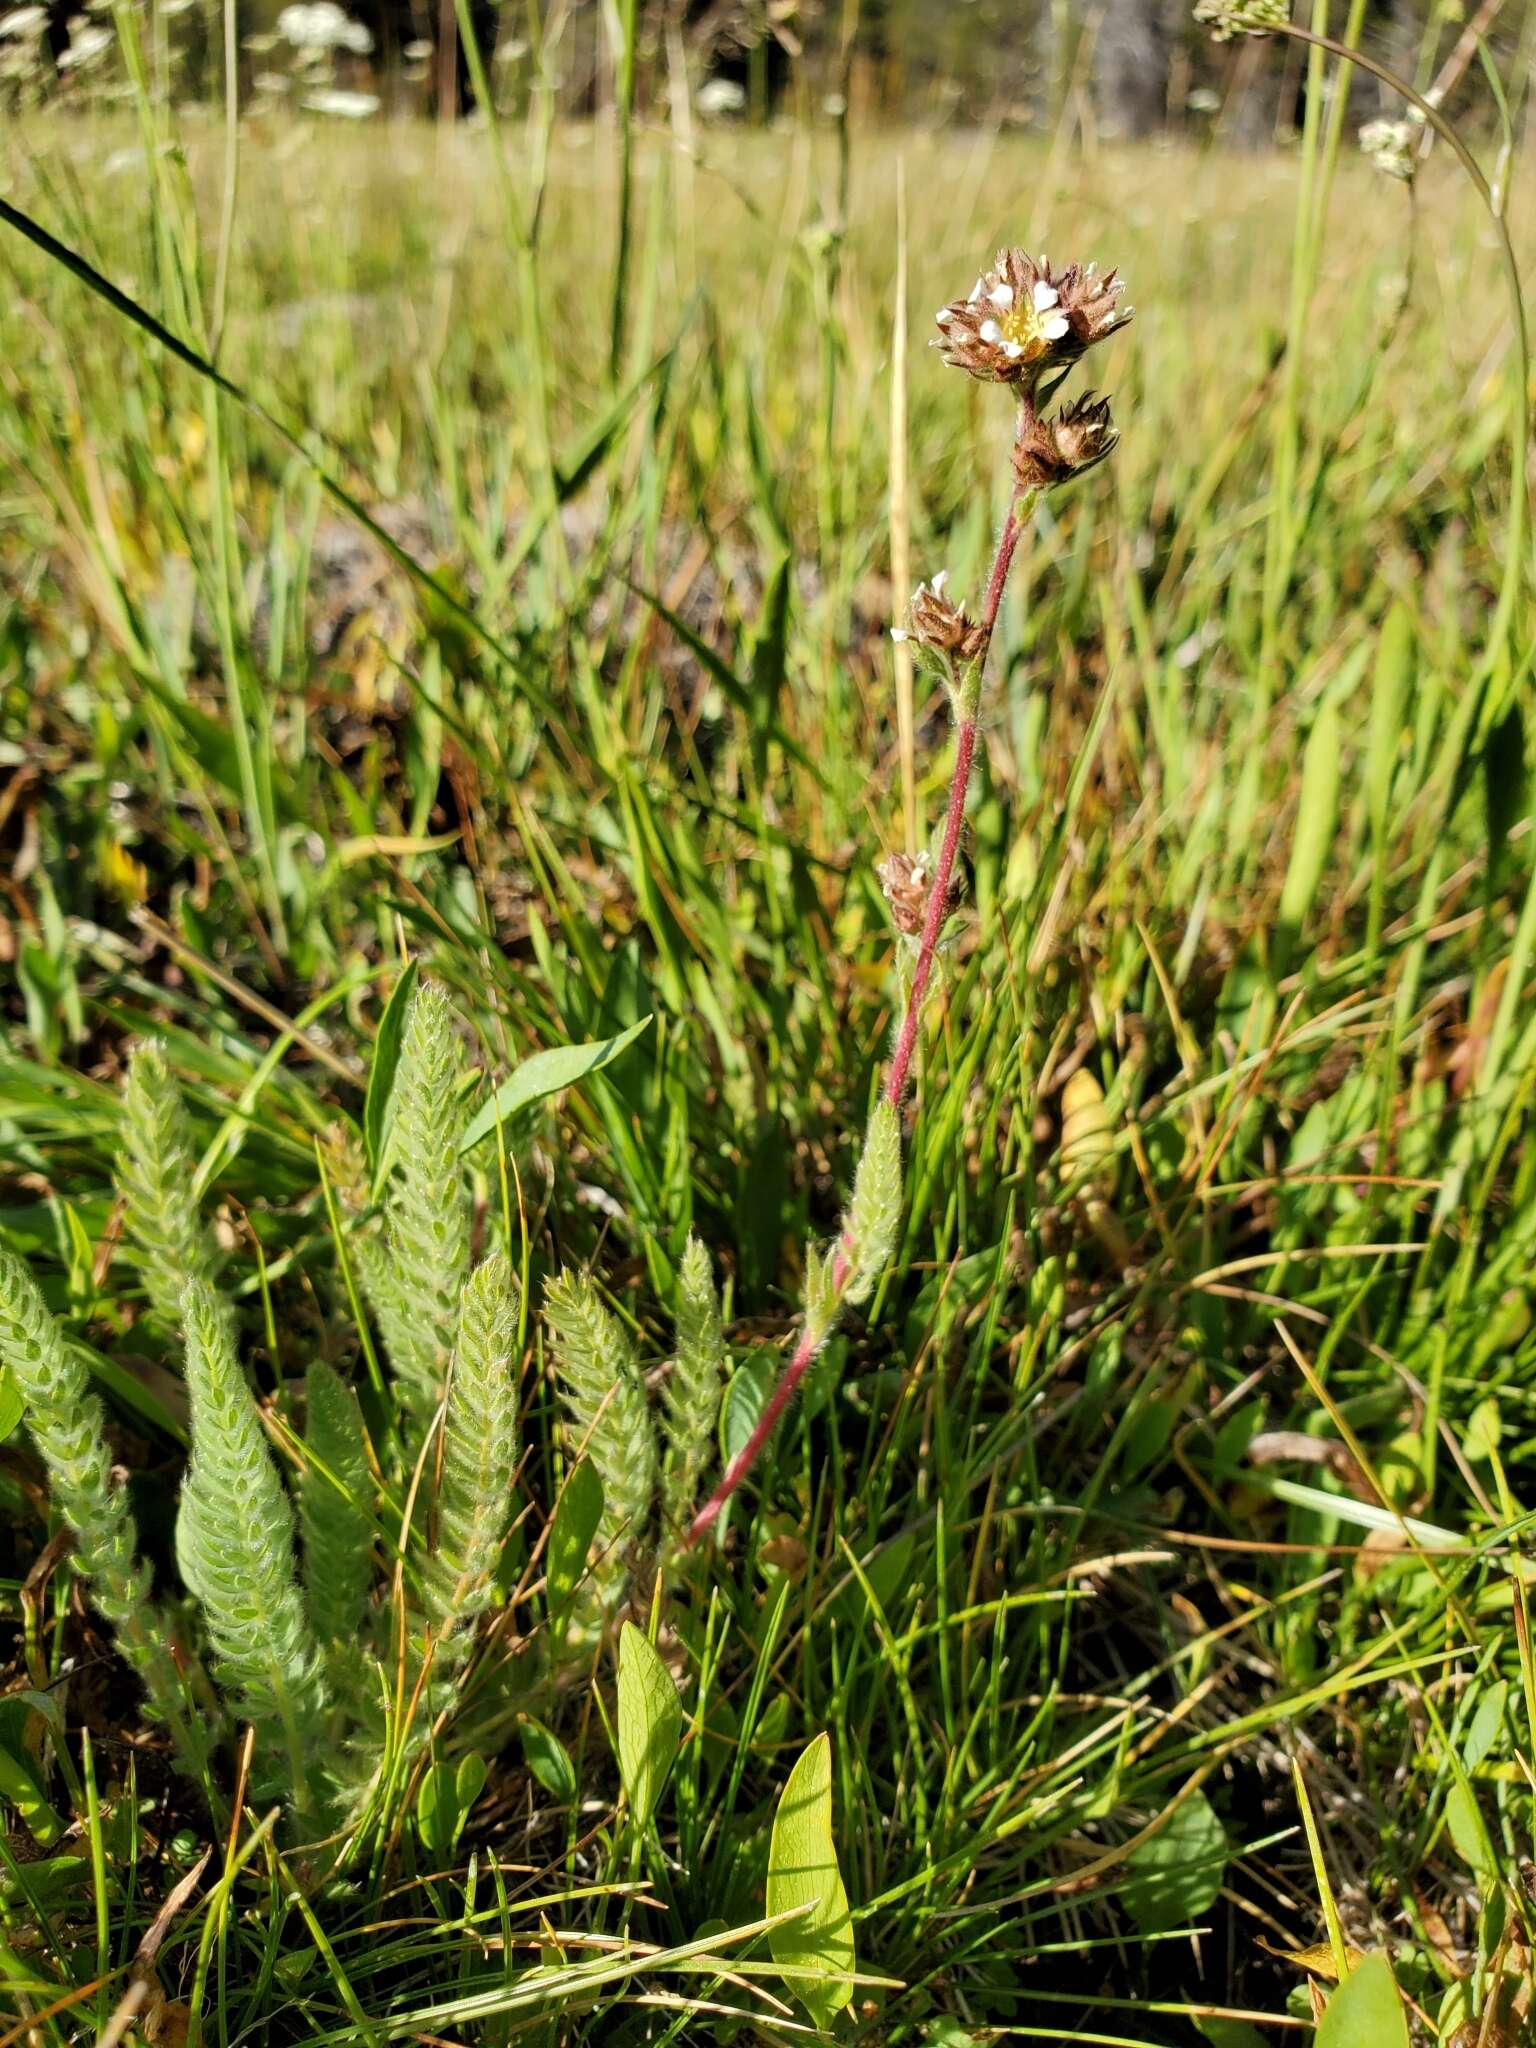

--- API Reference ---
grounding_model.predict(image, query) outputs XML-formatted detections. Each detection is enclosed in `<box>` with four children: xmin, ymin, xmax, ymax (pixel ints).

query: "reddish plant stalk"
<box><xmin>684</xmin><ymin>505</ymin><xmax>1023</xmax><ymax>1549</ymax></box>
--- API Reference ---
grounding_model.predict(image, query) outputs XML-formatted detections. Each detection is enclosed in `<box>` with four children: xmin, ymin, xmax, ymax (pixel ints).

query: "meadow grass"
<box><xmin>1</xmin><ymin>79</ymin><xmax>1535</xmax><ymax>2047</ymax></box>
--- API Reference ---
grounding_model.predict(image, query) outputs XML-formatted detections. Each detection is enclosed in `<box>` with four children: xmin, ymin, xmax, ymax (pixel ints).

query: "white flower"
<box><xmin>1359</xmin><ymin>116</ymin><xmax>1416</xmax><ymax>182</ymax></box>
<box><xmin>302</xmin><ymin>86</ymin><xmax>379</xmax><ymax>116</ymax></box>
<box><xmin>696</xmin><ymin>76</ymin><xmax>745</xmax><ymax>117</ymax></box>
<box><xmin>402</xmin><ymin>37</ymin><xmax>432</xmax><ymax>58</ymax></box>
<box><xmin>57</xmin><ymin>23</ymin><xmax>113</xmax><ymax>66</ymax></box>
<box><xmin>987</xmin><ymin>281</ymin><xmax>1014</xmax><ymax>311</ymax></box>
<box><xmin>278</xmin><ymin>2</ymin><xmax>371</xmax><ymax>52</ymax></box>
<box><xmin>0</xmin><ymin>6</ymin><xmax>47</xmax><ymax>36</ymax></box>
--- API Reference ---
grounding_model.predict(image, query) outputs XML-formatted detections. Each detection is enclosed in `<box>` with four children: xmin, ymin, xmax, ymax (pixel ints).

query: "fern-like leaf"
<box><xmin>369</xmin><ymin>980</ymin><xmax>471</xmax><ymax>1421</ymax></box>
<box><xmin>0</xmin><ymin>1248</ymin><xmax>212</xmax><ymax>1778</ymax></box>
<box><xmin>117</xmin><ymin>1043</ymin><xmax>217</xmax><ymax>1330</ymax></box>
<box><xmin>177</xmin><ymin>1281</ymin><xmax>328</xmax><ymax>1810</ymax></box>
<box><xmin>662</xmin><ymin>1237</ymin><xmax>724</xmax><ymax>1523</ymax></box>
<box><xmin>421</xmin><ymin>1253</ymin><xmax>520</xmax><ymax>1657</ymax></box>
<box><xmin>301</xmin><ymin>1359</ymin><xmax>374</xmax><ymax>1656</ymax></box>
<box><xmin>544</xmin><ymin>1272</ymin><xmax>656</xmax><ymax>1565</ymax></box>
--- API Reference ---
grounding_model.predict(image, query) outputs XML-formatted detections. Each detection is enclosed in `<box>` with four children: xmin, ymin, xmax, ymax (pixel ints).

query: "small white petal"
<box><xmin>968</xmin><ymin>276</ymin><xmax>984</xmax><ymax>302</ymax></box>
<box><xmin>1042</xmin><ymin>314</ymin><xmax>1069</xmax><ymax>339</ymax></box>
<box><xmin>935</xmin><ymin>307</ymin><xmax>952</xmax><ymax>325</ymax></box>
<box><xmin>1085</xmin><ymin>262</ymin><xmax>1098</xmax><ymax>277</ymax></box>
<box><xmin>979</xmin><ymin>319</ymin><xmax>1003</xmax><ymax>344</ymax></box>
<box><xmin>1003</xmin><ymin>340</ymin><xmax>1024</xmax><ymax>359</ymax></box>
<box><xmin>932</xmin><ymin>569</ymin><xmax>949</xmax><ymax>593</ymax></box>
<box><xmin>1032</xmin><ymin>280</ymin><xmax>1059</xmax><ymax>312</ymax></box>
<box><xmin>987</xmin><ymin>280</ymin><xmax>1014</xmax><ymax>310</ymax></box>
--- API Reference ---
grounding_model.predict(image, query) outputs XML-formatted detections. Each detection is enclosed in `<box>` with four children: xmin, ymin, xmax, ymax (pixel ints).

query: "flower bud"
<box><xmin>877</xmin><ymin>850</ymin><xmax>964</xmax><ymax>937</ymax></box>
<box><xmin>1012</xmin><ymin>394</ymin><xmax>1118</xmax><ymax>494</ymax></box>
<box><xmin>891</xmin><ymin>570</ymin><xmax>987</xmax><ymax>663</ymax></box>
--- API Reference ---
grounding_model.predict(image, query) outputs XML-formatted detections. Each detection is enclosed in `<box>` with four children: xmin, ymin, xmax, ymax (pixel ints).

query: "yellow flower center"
<box><xmin>1001</xmin><ymin>302</ymin><xmax>1048</xmax><ymax>358</ymax></box>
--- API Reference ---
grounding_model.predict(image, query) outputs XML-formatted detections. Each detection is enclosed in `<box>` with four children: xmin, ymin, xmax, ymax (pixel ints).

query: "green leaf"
<box><xmin>1120</xmin><ymin>1789</ymin><xmax>1229</xmax><ymax>1934</ymax></box>
<box><xmin>517</xmin><ymin>1715</ymin><xmax>577</xmax><ymax>1804</ymax></box>
<box><xmin>459</xmin><ymin>1017</ymin><xmax>653</xmax><ymax>1154</ymax></box>
<box><xmin>1464</xmin><ymin>1395</ymin><xmax>1502</xmax><ymax>1465</ymax></box>
<box><xmin>546</xmin><ymin>1457</ymin><xmax>604</xmax><ymax>1632</ymax></box>
<box><xmin>0</xmin><ymin>1698</ymin><xmax>64</xmax><ymax>1846</ymax></box>
<box><xmin>1445</xmin><ymin>1779</ymin><xmax>1497</xmax><ymax>1881</ymax></box>
<box><xmin>722</xmin><ymin>1354</ymin><xmax>776</xmax><ymax>1465</ymax></box>
<box><xmin>416</xmin><ymin>1760</ymin><xmax>456</xmax><ymax>1858</ymax></box>
<box><xmin>0</xmin><ymin>1365</ymin><xmax>23</xmax><ymax>1444</ymax></box>
<box><xmin>1195</xmin><ymin>2023</ymin><xmax>1268</xmax><ymax>2048</ymax></box>
<box><xmin>1315</xmin><ymin>1954</ymin><xmax>1408</xmax><ymax>2048</ymax></box>
<box><xmin>766</xmin><ymin>1730</ymin><xmax>855</xmax><ymax>2027</ymax></box>
<box><xmin>1366</xmin><ymin>602</ymin><xmax>1413</xmax><ymax>838</ymax></box>
<box><xmin>364</xmin><ymin>960</ymin><xmax>419</xmax><ymax>1185</ymax></box>
<box><xmin>1462</xmin><ymin>1680</ymin><xmax>1508</xmax><ymax>1773</ymax></box>
<box><xmin>1274</xmin><ymin>701</ymin><xmax>1341</xmax><ymax>978</ymax></box>
<box><xmin>615</xmin><ymin>1619</ymin><xmax>682</xmax><ymax>1833</ymax></box>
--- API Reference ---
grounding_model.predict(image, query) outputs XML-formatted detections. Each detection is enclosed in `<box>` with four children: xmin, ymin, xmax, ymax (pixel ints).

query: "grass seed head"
<box><xmin>1193</xmin><ymin>0</ymin><xmax>1290</xmax><ymax>40</ymax></box>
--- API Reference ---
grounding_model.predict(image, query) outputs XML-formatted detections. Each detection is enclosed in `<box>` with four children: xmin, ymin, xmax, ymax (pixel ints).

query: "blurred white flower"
<box><xmin>0</xmin><ymin>6</ymin><xmax>47</xmax><ymax>36</ymax></box>
<box><xmin>1185</xmin><ymin>86</ymin><xmax>1221</xmax><ymax>113</ymax></box>
<box><xmin>696</xmin><ymin>76</ymin><xmax>745</xmax><ymax>117</ymax></box>
<box><xmin>1359</xmin><ymin>116</ymin><xmax>1416</xmax><ymax>182</ymax></box>
<box><xmin>57</xmin><ymin>21</ymin><xmax>113</xmax><ymax>66</ymax></box>
<box><xmin>278</xmin><ymin>2</ymin><xmax>372</xmax><ymax>53</ymax></box>
<box><xmin>253</xmin><ymin>68</ymin><xmax>289</xmax><ymax>92</ymax></box>
<box><xmin>493</xmin><ymin>34</ymin><xmax>527</xmax><ymax>61</ymax></box>
<box><xmin>302</xmin><ymin>85</ymin><xmax>379</xmax><ymax>116</ymax></box>
<box><xmin>402</xmin><ymin>37</ymin><xmax>432</xmax><ymax>59</ymax></box>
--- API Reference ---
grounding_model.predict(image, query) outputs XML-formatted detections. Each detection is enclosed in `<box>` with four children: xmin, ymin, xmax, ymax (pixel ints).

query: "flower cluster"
<box><xmin>1359</xmin><ymin>116</ymin><xmax>1417</xmax><ymax>183</ymax></box>
<box><xmin>1193</xmin><ymin>0</ymin><xmax>1289</xmax><ymax>40</ymax></box>
<box><xmin>277</xmin><ymin>2</ymin><xmax>372</xmax><ymax>52</ymax></box>
<box><xmin>934</xmin><ymin>250</ymin><xmax>1129</xmax><ymax>388</ymax></box>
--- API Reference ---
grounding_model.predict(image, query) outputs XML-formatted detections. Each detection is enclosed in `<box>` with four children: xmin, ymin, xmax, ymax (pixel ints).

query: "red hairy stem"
<box><xmin>684</xmin><ymin>503</ymin><xmax>1023</xmax><ymax>1550</ymax></box>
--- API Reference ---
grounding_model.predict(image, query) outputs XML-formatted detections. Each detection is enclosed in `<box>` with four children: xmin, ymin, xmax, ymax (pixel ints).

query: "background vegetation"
<box><xmin>2</xmin><ymin>1</ymin><xmax>1535</xmax><ymax>2040</ymax></box>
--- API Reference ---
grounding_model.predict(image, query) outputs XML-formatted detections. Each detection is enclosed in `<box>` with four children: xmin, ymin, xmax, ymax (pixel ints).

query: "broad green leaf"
<box><xmin>1275</xmin><ymin>701</ymin><xmax>1341</xmax><ymax>976</ymax></box>
<box><xmin>1196</xmin><ymin>2023</ymin><xmax>1268</xmax><ymax>2048</ymax></box>
<box><xmin>517</xmin><ymin>1715</ymin><xmax>577</xmax><ymax>1804</ymax></box>
<box><xmin>1464</xmin><ymin>1395</ymin><xmax>1502</xmax><ymax>1465</ymax></box>
<box><xmin>1120</xmin><ymin>1788</ymin><xmax>1228</xmax><ymax>1934</ymax></box>
<box><xmin>546</xmin><ymin>1458</ymin><xmax>604</xmax><ymax>1631</ymax></box>
<box><xmin>460</xmin><ymin>1017</ymin><xmax>653</xmax><ymax>1153</ymax></box>
<box><xmin>1462</xmin><ymin>1680</ymin><xmax>1508</xmax><ymax>1773</ymax></box>
<box><xmin>416</xmin><ymin>1761</ymin><xmax>455</xmax><ymax>1858</ymax></box>
<box><xmin>0</xmin><ymin>1698</ymin><xmax>64</xmax><ymax>1845</ymax></box>
<box><xmin>1366</xmin><ymin>602</ymin><xmax>1413</xmax><ymax>837</ymax></box>
<box><xmin>0</xmin><ymin>1365</ymin><xmax>24</xmax><ymax>1444</ymax></box>
<box><xmin>1315</xmin><ymin>1953</ymin><xmax>1408</xmax><ymax>2048</ymax></box>
<box><xmin>364</xmin><ymin>959</ymin><xmax>418</xmax><ymax>1185</ymax></box>
<box><xmin>616</xmin><ymin>1620</ymin><xmax>682</xmax><ymax>1832</ymax></box>
<box><xmin>767</xmin><ymin>1731</ymin><xmax>855</xmax><ymax>2027</ymax></box>
<box><xmin>1445</xmin><ymin>1780</ymin><xmax>1497</xmax><ymax>1881</ymax></box>
<box><xmin>722</xmin><ymin>1355</ymin><xmax>776</xmax><ymax>1465</ymax></box>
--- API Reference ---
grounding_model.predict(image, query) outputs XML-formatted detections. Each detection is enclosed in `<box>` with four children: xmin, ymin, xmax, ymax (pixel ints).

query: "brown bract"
<box><xmin>1013</xmin><ymin>394</ymin><xmax>1118</xmax><ymax>492</ymax></box>
<box><xmin>894</xmin><ymin>573</ymin><xmax>988</xmax><ymax>663</ymax></box>
<box><xmin>934</xmin><ymin>249</ymin><xmax>1130</xmax><ymax>386</ymax></box>
<box><xmin>878</xmin><ymin>850</ymin><xmax>964</xmax><ymax>936</ymax></box>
